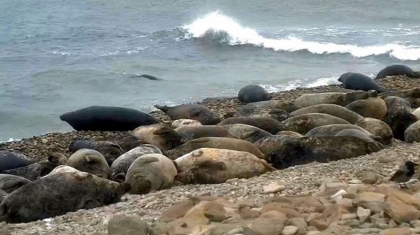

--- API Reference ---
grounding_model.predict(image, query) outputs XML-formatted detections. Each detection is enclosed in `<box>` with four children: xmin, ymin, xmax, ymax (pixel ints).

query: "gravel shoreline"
<box><xmin>2</xmin><ymin>75</ymin><xmax>420</xmax><ymax>235</ymax></box>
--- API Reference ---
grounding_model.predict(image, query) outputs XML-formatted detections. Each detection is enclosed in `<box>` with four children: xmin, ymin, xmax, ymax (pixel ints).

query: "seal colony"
<box><xmin>0</xmin><ymin>65</ymin><xmax>420</xmax><ymax>226</ymax></box>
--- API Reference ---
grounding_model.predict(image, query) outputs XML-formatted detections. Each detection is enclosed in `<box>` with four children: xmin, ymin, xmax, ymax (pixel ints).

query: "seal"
<box><xmin>291</xmin><ymin>104</ymin><xmax>364</xmax><ymax>124</ymax></box>
<box><xmin>253</xmin><ymin>135</ymin><xmax>300</xmax><ymax>160</ymax></box>
<box><xmin>404</xmin><ymin>120</ymin><xmax>420</xmax><ymax>143</ymax></box>
<box><xmin>232</xmin><ymin>105</ymin><xmax>290</xmax><ymax>122</ymax></box>
<box><xmin>305</xmin><ymin>124</ymin><xmax>375</xmax><ymax>138</ymax></box>
<box><xmin>175</xmin><ymin>125</ymin><xmax>238</xmax><ymax>141</ymax></box>
<box><xmin>382</xmin><ymin>96</ymin><xmax>418</xmax><ymax>141</ymax></box>
<box><xmin>165</xmin><ymin>137</ymin><xmax>265</xmax><ymax>160</ymax></box>
<box><xmin>69</xmin><ymin>140</ymin><xmax>124</xmax><ymax>166</ymax></box>
<box><xmin>338</xmin><ymin>72</ymin><xmax>386</xmax><ymax>92</ymax></box>
<box><xmin>154</xmin><ymin>104</ymin><xmax>221</xmax><ymax>125</ymax></box>
<box><xmin>335</xmin><ymin>129</ymin><xmax>378</xmax><ymax>143</ymax></box>
<box><xmin>346</xmin><ymin>95</ymin><xmax>387</xmax><ymax>119</ymax></box>
<box><xmin>112</xmin><ymin>135</ymin><xmax>144</xmax><ymax>152</ymax></box>
<box><xmin>174</xmin><ymin>148</ymin><xmax>274</xmax><ymax>184</ymax></box>
<box><xmin>0</xmin><ymin>189</ymin><xmax>5</xmax><ymax>204</ymax></box>
<box><xmin>281</xmin><ymin>113</ymin><xmax>350</xmax><ymax>134</ymax></box>
<box><xmin>294</xmin><ymin>91</ymin><xmax>369</xmax><ymax>108</ymax></box>
<box><xmin>110</xmin><ymin>144</ymin><xmax>162</xmax><ymax>182</ymax></box>
<box><xmin>0</xmin><ymin>151</ymin><xmax>35</xmax><ymax>171</ymax></box>
<box><xmin>276</xmin><ymin>131</ymin><xmax>304</xmax><ymax>138</ymax></box>
<box><xmin>1</xmin><ymin>153</ymin><xmax>67</xmax><ymax>181</ymax></box>
<box><xmin>219</xmin><ymin>117</ymin><xmax>283</xmax><ymax>134</ymax></box>
<box><xmin>125</xmin><ymin>154</ymin><xmax>177</xmax><ymax>194</ymax></box>
<box><xmin>132</xmin><ymin>74</ymin><xmax>162</xmax><ymax>80</ymax></box>
<box><xmin>0</xmin><ymin>174</ymin><xmax>31</xmax><ymax>194</ymax></box>
<box><xmin>60</xmin><ymin>106</ymin><xmax>158</xmax><ymax>131</ymax></box>
<box><xmin>380</xmin><ymin>88</ymin><xmax>420</xmax><ymax>109</ymax></box>
<box><xmin>268</xmin><ymin>136</ymin><xmax>383</xmax><ymax>169</ymax></box>
<box><xmin>356</xmin><ymin>118</ymin><xmax>393</xmax><ymax>145</ymax></box>
<box><xmin>240</xmin><ymin>100</ymin><xmax>298</xmax><ymax>112</ymax></box>
<box><xmin>0</xmin><ymin>166</ymin><xmax>130</xmax><ymax>223</ymax></box>
<box><xmin>132</xmin><ymin>124</ymin><xmax>185</xmax><ymax>151</ymax></box>
<box><xmin>172</xmin><ymin>119</ymin><xmax>202</xmax><ymax>130</ymax></box>
<box><xmin>237</xmin><ymin>84</ymin><xmax>272</xmax><ymax>103</ymax></box>
<box><xmin>375</xmin><ymin>65</ymin><xmax>420</xmax><ymax>80</ymax></box>
<box><xmin>222</xmin><ymin>124</ymin><xmax>272</xmax><ymax>143</ymax></box>
<box><xmin>67</xmin><ymin>149</ymin><xmax>109</xmax><ymax>179</ymax></box>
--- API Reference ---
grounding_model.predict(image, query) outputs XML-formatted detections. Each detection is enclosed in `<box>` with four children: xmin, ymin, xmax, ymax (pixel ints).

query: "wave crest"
<box><xmin>182</xmin><ymin>11</ymin><xmax>420</xmax><ymax>61</ymax></box>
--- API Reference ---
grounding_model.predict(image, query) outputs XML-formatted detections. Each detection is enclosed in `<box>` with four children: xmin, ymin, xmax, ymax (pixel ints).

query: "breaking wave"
<box><xmin>182</xmin><ymin>11</ymin><xmax>420</xmax><ymax>61</ymax></box>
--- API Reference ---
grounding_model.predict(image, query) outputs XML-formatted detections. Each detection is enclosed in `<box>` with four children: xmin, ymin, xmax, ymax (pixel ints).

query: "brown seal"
<box><xmin>110</xmin><ymin>144</ymin><xmax>162</xmax><ymax>182</ymax></box>
<box><xmin>222</xmin><ymin>124</ymin><xmax>272</xmax><ymax>143</ymax></box>
<box><xmin>125</xmin><ymin>154</ymin><xmax>177</xmax><ymax>194</ymax></box>
<box><xmin>165</xmin><ymin>137</ymin><xmax>265</xmax><ymax>160</ymax></box>
<box><xmin>219</xmin><ymin>117</ymin><xmax>283</xmax><ymax>134</ymax></box>
<box><xmin>356</xmin><ymin>118</ymin><xmax>393</xmax><ymax>145</ymax></box>
<box><xmin>132</xmin><ymin>124</ymin><xmax>185</xmax><ymax>151</ymax></box>
<box><xmin>175</xmin><ymin>125</ymin><xmax>238</xmax><ymax>141</ymax></box>
<box><xmin>281</xmin><ymin>113</ymin><xmax>350</xmax><ymax>134</ymax></box>
<box><xmin>175</xmin><ymin>148</ymin><xmax>274</xmax><ymax>184</ymax></box>
<box><xmin>67</xmin><ymin>149</ymin><xmax>109</xmax><ymax>179</ymax></box>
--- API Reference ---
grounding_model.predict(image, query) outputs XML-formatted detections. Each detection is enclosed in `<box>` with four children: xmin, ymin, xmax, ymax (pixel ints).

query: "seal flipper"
<box><xmin>198</xmin><ymin>160</ymin><xmax>227</xmax><ymax>170</ymax></box>
<box><xmin>154</xmin><ymin>105</ymin><xmax>170</xmax><ymax>113</ymax></box>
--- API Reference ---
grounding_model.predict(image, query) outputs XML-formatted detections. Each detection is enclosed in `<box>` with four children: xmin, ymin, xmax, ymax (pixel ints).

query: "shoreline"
<box><xmin>1</xmin><ymin>74</ymin><xmax>419</xmax><ymax>145</ymax></box>
<box><xmin>1</xmin><ymin>75</ymin><xmax>420</xmax><ymax>160</ymax></box>
<box><xmin>2</xmin><ymin>75</ymin><xmax>420</xmax><ymax>234</ymax></box>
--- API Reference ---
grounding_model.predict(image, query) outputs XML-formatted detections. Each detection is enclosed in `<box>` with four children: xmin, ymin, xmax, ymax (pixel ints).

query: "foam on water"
<box><xmin>183</xmin><ymin>11</ymin><xmax>420</xmax><ymax>61</ymax></box>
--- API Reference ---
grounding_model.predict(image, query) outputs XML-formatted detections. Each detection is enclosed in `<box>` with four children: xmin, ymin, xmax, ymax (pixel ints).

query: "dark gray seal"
<box><xmin>0</xmin><ymin>166</ymin><xmax>130</xmax><ymax>223</ymax></box>
<box><xmin>0</xmin><ymin>174</ymin><xmax>31</xmax><ymax>194</ymax></box>
<box><xmin>1</xmin><ymin>153</ymin><xmax>67</xmax><ymax>181</ymax></box>
<box><xmin>237</xmin><ymin>85</ymin><xmax>272</xmax><ymax>103</ymax></box>
<box><xmin>375</xmin><ymin>65</ymin><xmax>420</xmax><ymax>80</ymax></box>
<box><xmin>268</xmin><ymin>136</ymin><xmax>383</xmax><ymax>169</ymax></box>
<box><xmin>219</xmin><ymin>117</ymin><xmax>283</xmax><ymax>134</ymax></box>
<box><xmin>112</xmin><ymin>135</ymin><xmax>144</xmax><ymax>152</ymax></box>
<box><xmin>132</xmin><ymin>74</ymin><xmax>162</xmax><ymax>80</ymax></box>
<box><xmin>154</xmin><ymin>104</ymin><xmax>221</xmax><ymax>125</ymax></box>
<box><xmin>338</xmin><ymin>72</ymin><xmax>386</xmax><ymax>93</ymax></box>
<box><xmin>0</xmin><ymin>151</ymin><xmax>35</xmax><ymax>171</ymax></box>
<box><xmin>60</xmin><ymin>106</ymin><xmax>158</xmax><ymax>131</ymax></box>
<box><xmin>69</xmin><ymin>140</ymin><xmax>124</xmax><ymax>166</ymax></box>
<box><xmin>382</xmin><ymin>96</ymin><xmax>418</xmax><ymax>141</ymax></box>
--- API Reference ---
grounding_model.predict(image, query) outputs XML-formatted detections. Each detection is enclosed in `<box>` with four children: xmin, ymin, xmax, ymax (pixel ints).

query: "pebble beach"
<box><xmin>2</xmin><ymin>76</ymin><xmax>420</xmax><ymax>235</ymax></box>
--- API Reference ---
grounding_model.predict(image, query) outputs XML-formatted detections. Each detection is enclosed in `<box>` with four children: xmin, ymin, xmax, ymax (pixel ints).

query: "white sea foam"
<box><xmin>182</xmin><ymin>11</ymin><xmax>420</xmax><ymax>61</ymax></box>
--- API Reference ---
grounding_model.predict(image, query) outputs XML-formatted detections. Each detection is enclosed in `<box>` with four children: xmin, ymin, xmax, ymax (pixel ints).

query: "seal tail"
<box><xmin>154</xmin><ymin>105</ymin><xmax>169</xmax><ymax>113</ymax></box>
